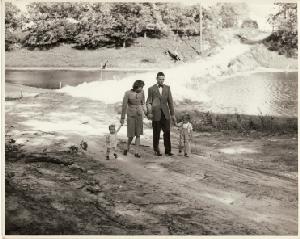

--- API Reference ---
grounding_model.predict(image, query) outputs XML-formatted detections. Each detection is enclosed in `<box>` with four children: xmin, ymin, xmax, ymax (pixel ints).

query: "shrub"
<box><xmin>23</xmin><ymin>20</ymin><xmax>63</xmax><ymax>49</ymax></box>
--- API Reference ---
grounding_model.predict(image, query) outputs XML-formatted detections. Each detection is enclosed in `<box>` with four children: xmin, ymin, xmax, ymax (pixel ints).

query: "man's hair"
<box><xmin>157</xmin><ymin>72</ymin><xmax>165</xmax><ymax>78</ymax></box>
<box><xmin>132</xmin><ymin>80</ymin><xmax>145</xmax><ymax>91</ymax></box>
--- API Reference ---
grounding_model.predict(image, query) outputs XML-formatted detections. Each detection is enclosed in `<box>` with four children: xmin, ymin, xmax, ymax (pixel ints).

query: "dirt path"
<box><xmin>5</xmin><ymin>91</ymin><xmax>298</xmax><ymax>235</ymax></box>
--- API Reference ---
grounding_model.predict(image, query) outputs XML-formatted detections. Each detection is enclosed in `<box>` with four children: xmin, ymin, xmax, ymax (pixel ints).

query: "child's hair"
<box><xmin>183</xmin><ymin>113</ymin><xmax>191</xmax><ymax>121</ymax></box>
<box><xmin>109</xmin><ymin>124</ymin><xmax>115</xmax><ymax>130</ymax></box>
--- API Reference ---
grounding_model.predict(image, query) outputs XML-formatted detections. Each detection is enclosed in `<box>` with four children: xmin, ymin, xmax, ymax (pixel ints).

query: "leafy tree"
<box><xmin>5</xmin><ymin>2</ymin><xmax>22</xmax><ymax>50</ymax></box>
<box><xmin>24</xmin><ymin>2</ymin><xmax>84</xmax><ymax>48</ymax></box>
<box><xmin>216</xmin><ymin>3</ymin><xmax>249</xmax><ymax>28</ymax></box>
<box><xmin>23</xmin><ymin>19</ymin><xmax>64</xmax><ymax>49</ymax></box>
<box><xmin>218</xmin><ymin>4</ymin><xmax>238</xmax><ymax>28</ymax></box>
<box><xmin>266</xmin><ymin>3</ymin><xmax>297</xmax><ymax>57</ymax></box>
<box><xmin>268</xmin><ymin>3</ymin><xmax>297</xmax><ymax>32</ymax></box>
<box><xmin>74</xmin><ymin>4</ymin><xmax>116</xmax><ymax>49</ymax></box>
<box><xmin>110</xmin><ymin>3</ymin><xmax>145</xmax><ymax>47</ymax></box>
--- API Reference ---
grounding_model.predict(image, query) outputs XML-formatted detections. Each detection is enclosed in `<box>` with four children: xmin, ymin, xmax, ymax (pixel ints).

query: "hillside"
<box><xmin>5</xmin><ymin>29</ymin><xmax>297</xmax><ymax>71</ymax></box>
<box><xmin>5</xmin><ymin>36</ymin><xmax>204</xmax><ymax>69</ymax></box>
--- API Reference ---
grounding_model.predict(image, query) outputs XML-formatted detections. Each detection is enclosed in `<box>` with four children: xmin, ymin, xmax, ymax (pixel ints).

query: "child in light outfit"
<box><xmin>177</xmin><ymin>113</ymin><xmax>193</xmax><ymax>157</ymax></box>
<box><xmin>106</xmin><ymin>124</ymin><xmax>122</xmax><ymax>160</ymax></box>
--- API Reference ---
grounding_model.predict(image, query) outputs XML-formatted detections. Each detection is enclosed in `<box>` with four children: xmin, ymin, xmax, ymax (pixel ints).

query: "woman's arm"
<box><xmin>116</xmin><ymin>124</ymin><xmax>122</xmax><ymax>133</ymax></box>
<box><xmin>120</xmin><ymin>91</ymin><xmax>128</xmax><ymax>125</ymax></box>
<box><xmin>141</xmin><ymin>90</ymin><xmax>147</xmax><ymax>115</ymax></box>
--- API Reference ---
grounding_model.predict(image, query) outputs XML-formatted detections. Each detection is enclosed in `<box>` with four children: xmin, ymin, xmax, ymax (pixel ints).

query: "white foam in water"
<box><xmin>58</xmin><ymin>41</ymin><xmax>250</xmax><ymax>104</ymax></box>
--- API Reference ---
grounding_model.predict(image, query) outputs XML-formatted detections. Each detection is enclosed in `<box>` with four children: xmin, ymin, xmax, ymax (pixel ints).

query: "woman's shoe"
<box><xmin>134</xmin><ymin>153</ymin><xmax>141</xmax><ymax>158</ymax></box>
<box><xmin>123</xmin><ymin>150</ymin><xmax>128</xmax><ymax>156</ymax></box>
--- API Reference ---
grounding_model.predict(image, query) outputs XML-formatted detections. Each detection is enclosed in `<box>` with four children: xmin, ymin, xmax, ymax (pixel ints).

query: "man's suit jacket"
<box><xmin>146</xmin><ymin>84</ymin><xmax>174</xmax><ymax>121</ymax></box>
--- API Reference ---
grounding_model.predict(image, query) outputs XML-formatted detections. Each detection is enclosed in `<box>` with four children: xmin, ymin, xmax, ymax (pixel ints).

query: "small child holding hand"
<box><xmin>176</xmin><ymin>113</ymin><xmax>193</xmax><ymax>157</ymax></box>
<box><xmin>106</xmin><ymin>124</ymin><xmax>122</xmax><ymax>160</ymax></box>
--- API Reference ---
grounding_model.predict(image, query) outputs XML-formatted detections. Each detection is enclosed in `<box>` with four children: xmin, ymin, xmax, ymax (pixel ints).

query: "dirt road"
<box><xmin>5</xmin><ymin>90</ymin><xmax>298</xmax><ymax>235</ymax></box>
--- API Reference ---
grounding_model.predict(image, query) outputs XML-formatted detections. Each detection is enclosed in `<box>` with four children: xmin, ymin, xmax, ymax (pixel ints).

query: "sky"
<box><xmin>11</xmin><ymin>0</ymin><xmax>279</xmax><ymax>30</ymax></box>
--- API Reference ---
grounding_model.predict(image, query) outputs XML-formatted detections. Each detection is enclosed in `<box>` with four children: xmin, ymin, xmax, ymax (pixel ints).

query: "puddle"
<box><xmin>219</xmin><ymin>146</ymin><xmax>258</xmax><ymax>154</ymax></box>
<box><xmin>144</xmin><ymin>163</ymin><xmax>166</xmax><ymax>172</ymax></box>
<box><xmin>202</xmin><ymin>192</ymin><xmax>237</xmax><ymax>205</ymax></box>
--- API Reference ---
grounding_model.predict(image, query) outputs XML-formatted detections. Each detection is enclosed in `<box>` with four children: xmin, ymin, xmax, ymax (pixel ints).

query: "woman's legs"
<box><xmin>135</xmin><ymin>136</ymin><xmax>140</xmax><ymax>155</ymax></box>
<box><xmin>127</xmin><ymin>137</ymin><xmax>133</xmax><ymax>150</ymax></box>
<box><xmin>124</xmin><ymin>137</ymin><xmax>133</xmax><ymax>155</ymax></box>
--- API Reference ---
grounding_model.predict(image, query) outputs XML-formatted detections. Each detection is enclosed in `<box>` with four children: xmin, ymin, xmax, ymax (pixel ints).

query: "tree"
<box><xmin>217</xmin><ymin>3</ymin><xmax>249</xmax><ymax>28</ymax></box>
<box><xmin>266</xmin><ymin>3</ymin><xmax>297</xmax><ymax>57</ymax></box>
<box><xmin>5</xmin><ymin>2</ymin><xmax>22</xmax><ymax>50</ymax></box>
<box><xmin>110</xmin><ymin>3</ymin><xmax>145</xmax><ymax>47</ymax></box>
<box><xmin>268</xmin><ymin>3</ymin><xmax>297</xmax><ymax>32</ymax></box>
<box><xmin>24</xmin><ymin>2</ymin><xmax>85</xmax><ymax>48</ymax></box>
<box><xmin>74</xmin><ymin>3</ymin><xmax>116</xmax><ymax>49</ymax></box>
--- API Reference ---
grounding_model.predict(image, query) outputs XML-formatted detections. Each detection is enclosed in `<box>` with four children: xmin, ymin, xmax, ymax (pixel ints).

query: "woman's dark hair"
<box><xmin>132</xmin><ymin>80</ymin><xmax>145</xmax><ymax>91</ymax></box>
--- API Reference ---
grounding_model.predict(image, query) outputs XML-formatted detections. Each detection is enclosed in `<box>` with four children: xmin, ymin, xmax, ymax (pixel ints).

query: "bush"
<box><xmin>5</xmin><ymin>2</ymin><xmax>22</xmax><ymax>51</ymax></box>
<box><xmin>5</xmin><ymin>30</ymin><xmax>19</xmax><ymax>51</ymax></box>
<box><xmin>263</xmin><ymin>30</ymin><xmax>298</xmax><ymax>58</ymax></box>
<box><xmin>23</xmin><ymin>20</ymin><xmax>63</xmax><ymax>49</ymax></box>
<box><xmin>241</xmin><ymin>20</ymin><xmax>258</xmax><ymax>29</ymax></box>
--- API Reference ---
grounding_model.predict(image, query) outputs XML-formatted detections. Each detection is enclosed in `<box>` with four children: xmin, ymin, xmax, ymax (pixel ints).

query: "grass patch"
<box><xmin>175</xmin><ymin>109</ymin><xmax>297</xmax><ymax>134</ymax></box>
<box><xmin>5</xmin><ymin>36</ymin><xmax>205</xmax><ymax>68</ymax></box>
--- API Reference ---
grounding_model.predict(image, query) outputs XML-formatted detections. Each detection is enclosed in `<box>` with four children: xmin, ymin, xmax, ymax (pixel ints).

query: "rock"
<box><xmin>87</xmin><ymin>170</ymin><xmax>95</xmax><ymax>175</ymax></box>
<box><xmin>68</xmin><ymin>163</ymin><xmax>85</xmax><ymax>172</ymax></box>
<box><xmin>80</xmin><ymin>140</ymin><xmax>88</xmax><ymax>151</ymax></box>
<box><xmin>68</xmin><ymin>145</ymin><xmax>78</xmax><ymax>154</ymax></box>
<box><xmin>9</xmin><ymin>139</ymin><xmax>16</xmax><ymax>143</ymax></box>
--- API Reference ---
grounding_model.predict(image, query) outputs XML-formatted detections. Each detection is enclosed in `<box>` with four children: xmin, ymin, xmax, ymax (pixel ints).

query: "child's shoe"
<box><xmin>184</xmin><ymin>153</ymin><xmax>189</xmax><ymax>157</ymax></box>
<box><xmin>113</xmin><ymin>153</ymin><xmax>118</xmax><ymax>159</ymax></box>
<box><xmin>106</xmin><ymin>156</ymin><xmax>110</xmax><ymax>160</ymax></box>
<box><xmin>134</xmin><ymin>153</ymin><xmax>141</xmax><ymax>158</ymax></box>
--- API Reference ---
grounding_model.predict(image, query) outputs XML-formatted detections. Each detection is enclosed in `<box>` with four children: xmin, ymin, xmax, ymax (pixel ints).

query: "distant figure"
<box><xmin>166</xmin><ymin>50</ymin><xmax>181</xmax><ymax>62</ymax></box>
<box><xmin>102</xmin><ymin>60</ymin><xmax>109</xmax><ymax>69</ymax></box>
<box><xmin>105</xmin><ymin>124</ymin><xmax>122</xmax><ymax>160</ymax></box>
<box><xmin>146</xmin><ymin>72</ymin><xmax>176</xmax><ymax>156</ymax></box>
<box><xmin>176</xmin><ymin>113</ymin><xmax>193</xmax><ymax>157</ymax></box>
<box><xmin>120</xmin><ymin>80</ymin><xmax>147</xmax><ymax>158</ymax></box>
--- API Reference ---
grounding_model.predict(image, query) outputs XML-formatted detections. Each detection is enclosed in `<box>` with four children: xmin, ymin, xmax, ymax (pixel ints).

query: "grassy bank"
<box><xmin>5</xmin><ymin>36</ymin><xmax>203</xmax><ymax>69</ymax></box>
<box><xmin>175</xmin><ymin>108</ymin><xmax>297</xmax><ymax>135</ymax></box>
<box><xmin>6</xmin><ymin>35</ymin><xmax>298</xmax><ymax>73</ymax></box>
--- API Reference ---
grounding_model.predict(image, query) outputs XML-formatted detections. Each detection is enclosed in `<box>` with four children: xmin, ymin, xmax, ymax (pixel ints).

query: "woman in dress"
<box><xmin>120</xmin><ymin>80</ymin><xmax>147</xmax><ymax>158</ymax></box>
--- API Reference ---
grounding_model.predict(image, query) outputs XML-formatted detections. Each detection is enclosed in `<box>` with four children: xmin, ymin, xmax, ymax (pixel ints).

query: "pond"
<box><xmin>5</xmin><ymin>70</ymin><xmax>298</xmax><ymax>117</ymax></box>
<box><xmin>5</xmin><ymin>69</ymin><xmax>149</xmax><ymax>89</ymax></box>
<box><xmin>205</xmin><ymin>71</ymin><xmax>298</xmax><ymax>117</ymax></box>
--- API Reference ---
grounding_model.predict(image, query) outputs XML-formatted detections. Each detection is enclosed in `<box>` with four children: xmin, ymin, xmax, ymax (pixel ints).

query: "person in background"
<box><xmin>120</xmin><ymin>80</ymin><xmax>147</xmax><ymax>158</ymax></box>
<box><xmin>146</xmin><ymin>72</ymin><xmax>176</xmax><ymax>156</ymax></box>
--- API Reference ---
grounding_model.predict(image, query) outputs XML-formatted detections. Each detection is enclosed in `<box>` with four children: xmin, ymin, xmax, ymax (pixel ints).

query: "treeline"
<box><xmin>265</xmin><ymin>3</ymin><xmax>297</xmax><ymax>57</ymax></box>
<box><xmin>5</xmin><ymin>2</ymin><xmax>298</xmax><ymax>58</ymax></box>
<box><xmin>5</xmin><ymin>2</ymin><xmax>249</xmax><ymax>50</ymax></box>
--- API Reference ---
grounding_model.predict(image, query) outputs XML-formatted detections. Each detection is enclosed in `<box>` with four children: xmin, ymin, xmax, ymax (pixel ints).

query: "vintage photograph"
<box><xmin>4</xmin><ymin>0</ymin><xmax>298</xmax><ymax>235</ymax></box>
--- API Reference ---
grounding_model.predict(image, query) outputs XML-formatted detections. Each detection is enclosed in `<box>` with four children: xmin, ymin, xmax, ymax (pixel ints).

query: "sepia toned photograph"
<box><xmin>4</xmin><ymin>0</ymin><xmax>298</xmax><ymax>236</ymax></box>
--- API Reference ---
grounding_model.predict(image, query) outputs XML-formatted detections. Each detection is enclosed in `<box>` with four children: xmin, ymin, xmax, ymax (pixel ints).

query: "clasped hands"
<box><xmin>120</xmin><ymin>113</ymin><xmax>176</xmax><ymax>125</ymax></box>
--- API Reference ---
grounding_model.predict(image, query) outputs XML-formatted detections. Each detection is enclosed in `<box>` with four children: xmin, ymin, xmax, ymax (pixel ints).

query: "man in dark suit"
<box><xmin>146</xmin><ymin>72</ymin><xmax>176</xmax><ymax>156</ymax></box>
